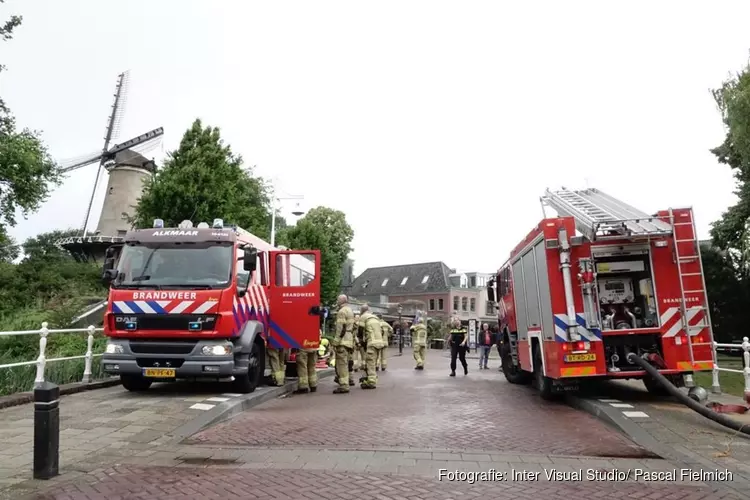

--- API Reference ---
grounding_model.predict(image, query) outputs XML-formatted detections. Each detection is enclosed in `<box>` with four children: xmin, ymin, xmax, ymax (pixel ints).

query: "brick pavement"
<box><xmin>189</xmin><ymin>349</ymin><xmax>650</xmax><ymax>458</ymax></box>
<box><xmin>0</xmin><ymin>380</ymin><xmax>281</xmax><ymax>488</ymax></box>
<box><xmin>1</xmin><ymin>350</ymin><xmax>743</xmax><ymax>499</ymax></box>
<box><xmin>9</xmin><ymin>465</ymin><xmax>744</xmax><ymax>500</ymax></box>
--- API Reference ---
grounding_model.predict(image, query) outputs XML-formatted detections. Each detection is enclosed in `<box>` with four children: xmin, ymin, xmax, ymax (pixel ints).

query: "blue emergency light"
<box><xmin>153</xmin><ymin>219</ymin><xmax>164</xmax><ymax>228</ymax></box>
<box><xmin>188</xmin><ymin>322</ymin><xmax>202</xmax><ymax>331</ymax></box>
<box><xmin>125</xmin><ymin>322</ymin><xmax>137</xmax><ymax>331</ymax></box>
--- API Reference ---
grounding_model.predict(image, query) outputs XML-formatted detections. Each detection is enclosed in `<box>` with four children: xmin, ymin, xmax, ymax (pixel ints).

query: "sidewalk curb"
<box><xmin>0</xmin><ymin>377</ymin><xmax>122</xmax><ymax>410</ymax></box>
<box><xmin>172</xmin><ymin>368</ymin><xmax>335</xmax><ymax>443</ymax></box>
<box><xmin>567</xmin><ymin>394</ymin><xmax>750</xmax><ymax>494</ymax></box>
<box><xmin>565</xmin><ymin>395</ymin><xmax>665</xmax><ymax>460</ymax></box>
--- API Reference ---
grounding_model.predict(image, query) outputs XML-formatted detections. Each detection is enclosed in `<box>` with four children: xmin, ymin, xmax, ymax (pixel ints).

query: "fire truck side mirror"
<box><xmin>101</xmin><ymin>265</ymin><xmax>117</xmax><ymax>284</ymax></box>
<box><xmin>243</xmin><ymin>247</ymin><xmax>257</xmax><ymax>272</ymax></box>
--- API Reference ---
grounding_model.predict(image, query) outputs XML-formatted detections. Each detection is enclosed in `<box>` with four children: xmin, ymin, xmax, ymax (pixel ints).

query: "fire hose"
<box><xmin>626</xmin><ymin>352</ymin><xmax>750</xmax><ymax>436</ymax></box>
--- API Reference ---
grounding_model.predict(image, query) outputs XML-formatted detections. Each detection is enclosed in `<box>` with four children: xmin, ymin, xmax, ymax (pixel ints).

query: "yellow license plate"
<box><xmin>143</xmin><ymin>368</ymin><xmax>176</xmax><ymax>378</ymax></box>
<box><xmin>564</xmin><ymin>353</ymin><xmax>596</xmax><ymax>363</ymax></box>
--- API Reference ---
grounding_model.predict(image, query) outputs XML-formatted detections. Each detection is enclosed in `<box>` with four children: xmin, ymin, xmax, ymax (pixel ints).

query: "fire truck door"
<box><xmin>268</xmin><ymin>250</ymin><xmax>322</xmax><ymax>350</ymax></box>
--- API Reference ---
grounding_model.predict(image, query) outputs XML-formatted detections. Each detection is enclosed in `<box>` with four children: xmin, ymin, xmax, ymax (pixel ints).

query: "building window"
<box><xmin>470</xmin><ymin>298</ymin><xmax>475</xmax><ymax>312</ymax></box>
<box><xmin>438</xmin><ymin>298</ymin><xmax>444</xmax><ymax>310</ymax></box>
<box><xmin>461</xmin><ymin>297</ymin><xmax>467</xmax><ymax>311</ymax></box>
<box><xmin>453</xmin><ymin>297</ymin><xmax>459</xmax><ymax>311</ymax></box>
<box><xmin>486</xmin><ymin>301</ymin><xmax>495</xmax><ymax>315</ymax></box>
<box><xmin>469</xmin><ymin>276</ymin><xmax>476</xmax><ymax>288</ymax></box>
<box><xmin>382</xmin><ymin>278</ymin><xmax>389</xmax><ymax>286</ymax></box>
<box><xmin>362</xmin><ymin>280</ymin><xmax>369</xmax><ymax>288</ymax></box>
<box><xmin>429</xmin><ymin>299</ymin><xmax>435</xmax><ymax>310</ymax></box>
<box><xmin>400</xmin><ymin>277</ymin><xmax>408</xmax><ymax>286</ymax></box>
<box><xmin>421</xmin><ymin>275</ymin><xmax>429</xmax><ymax>284</ymax></box>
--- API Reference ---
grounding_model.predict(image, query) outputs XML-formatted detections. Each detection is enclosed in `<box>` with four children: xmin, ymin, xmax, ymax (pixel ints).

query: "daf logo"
<box><xmin>116</xmin><ymin>316</ymin><xmax>137</xmax><ymax>323</ymax></box>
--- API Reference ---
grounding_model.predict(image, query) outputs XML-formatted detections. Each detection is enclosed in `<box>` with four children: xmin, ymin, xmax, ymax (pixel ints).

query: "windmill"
<box><xmin>59</xmin><ymin>71</ymin><xmax>164</xmax><ymax>236</ymax></box>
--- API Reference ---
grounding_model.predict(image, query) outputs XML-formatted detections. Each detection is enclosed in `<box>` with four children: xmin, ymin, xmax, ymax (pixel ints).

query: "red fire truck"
<box><xmin>487</xmin><ymin>188</ymin><xmax>715</xmax><ymax>399</ymax></box>
<box><xmin>100</xmin><ymin>218</ymin><xmax>323</xmax><ymax>393</ymax></box>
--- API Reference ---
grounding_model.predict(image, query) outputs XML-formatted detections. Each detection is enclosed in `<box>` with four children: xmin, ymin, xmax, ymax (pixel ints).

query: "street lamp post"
<box><xmin>398</xmin><ymin>304</ymin><xmax>403</xmax><ymax>355</ymax></box>
<box><xmin>270</xmin><ymin>194</ymin><xmax>304</xmax><ymax>247</ymax></box>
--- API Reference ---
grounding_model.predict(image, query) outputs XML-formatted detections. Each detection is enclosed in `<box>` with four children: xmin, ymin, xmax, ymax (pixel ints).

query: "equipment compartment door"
<box><xmin>268</xmin><ymin>250</ymin><xmax>321</xmax><ymax>350</ymax></box>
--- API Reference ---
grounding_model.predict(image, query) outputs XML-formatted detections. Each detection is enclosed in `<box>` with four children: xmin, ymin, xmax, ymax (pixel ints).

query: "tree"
<box><xmin>21</xmin><ymin>228</ymin><xmax>80</xmax><ymax>260</ymax></box>
<box><xmin>0</xmin><ymin>227</ymin><xmax>18</xmax><ymax>263</ymax></box>
<box><xmin>278</xmin><ymin>207</ymin><xmax>355</xmax><ymax>306</ymax></box>
<box><xmin>132</xmin><ymin>119</ymin><xmax>273</xmax><ymax>236</ymax></box>
<box><xmin>0</xmin><ymin>2</ymin><xmax>61</xmax><ymax>230</ymax></box>
<box><xmin>700</xmin><ymin>246</ymin><xmax>749</xmax><ymax>343</ymax></box>
<box><xmin>709</xmin><ymin>59</ymin><xmax>750</xmax><ymax>254</ymax></box>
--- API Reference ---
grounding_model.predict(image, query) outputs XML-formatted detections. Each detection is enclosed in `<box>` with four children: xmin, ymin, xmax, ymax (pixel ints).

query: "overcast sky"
<box><xmin>3</xmin><ymin>1</ymin><xmax>750</xmax><ymax>276</ymax></box>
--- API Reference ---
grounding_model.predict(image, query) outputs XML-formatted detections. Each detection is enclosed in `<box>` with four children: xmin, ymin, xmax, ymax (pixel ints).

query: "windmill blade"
<box><xmin>108</xmin><ymin>70</ymin><xmax>131</xmax><ymax>144</ymax></box>
<box><xmin>104</xmin><ymin>127</ymin><xmax>164</xmax><ymax>159</ymax></box>
<box><xmin>127</xmin><ymin>135</ymin><xmax>164</xmax><ymax>159</ymax></box>
<box><xmin>59</xmin><ymin>151</ymin><xmax>104</xmax><ymax>173</ymax></box>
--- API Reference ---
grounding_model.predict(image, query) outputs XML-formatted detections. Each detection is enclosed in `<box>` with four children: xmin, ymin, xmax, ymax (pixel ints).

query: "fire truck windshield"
<box><xmin>113</xmin><ymin>242</ymin><xmax>233</xmax><ymax>289</ymax></box>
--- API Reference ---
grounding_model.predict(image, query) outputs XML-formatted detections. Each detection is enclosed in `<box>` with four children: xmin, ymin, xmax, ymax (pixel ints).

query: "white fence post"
<box><xmin>743</xmin><ymin>337</ymin><xmax>750</xmax><ymax>401</ymax></box>
<box><xmin>711</xmin><ymin>341</ymin><xmax>721</xmax><ymax>394</ymax></box>
<box><xmin>34</xmin><ymin>322</ymin><xmax>49</xmax><ymax>387</ymax></box>
<box><xmin>81</xmin><ymin>325</ymin><xmax>95</xmax><ymax>384</ymax></box>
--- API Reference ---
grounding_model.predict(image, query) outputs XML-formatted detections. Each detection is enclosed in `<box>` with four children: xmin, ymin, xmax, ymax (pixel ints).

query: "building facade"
<box><xmin>348</xmin><ymin>262</ymin><xmax>498</xmax><ymax>326</ymax></box>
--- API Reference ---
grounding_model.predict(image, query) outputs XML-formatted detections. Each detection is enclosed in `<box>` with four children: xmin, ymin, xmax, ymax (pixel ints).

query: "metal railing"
<box><xmin>711</xmin><ymin>337</ymin><xmax>750</xmax><ymax>396</ymax></box>
<box><xmin>0</xmin><ymin>322</ymin><xmax>103</xmax><ymax>388</ymax></box>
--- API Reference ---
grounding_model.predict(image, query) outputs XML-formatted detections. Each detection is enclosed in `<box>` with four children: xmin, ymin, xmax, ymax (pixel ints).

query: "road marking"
<box><xmin>598</xmin><ymin>399</ymin><xmax>621</xmax><ymax>403</ymax></box>
<box><xmin>206</xmin><ymin>397</ymin><xmax>230</xmax><ymax>402</ymax></box>
<box><xmin>622</xmin><ymin>411</ymin><xmax>649</xmax><ymax>418</ymax></box>
<box><xmin>609</xmin><ymin>403</ymin><xmax>634</xmax><ymax>408</ymax></box>
<box><xmin>222</xmin><ymin>393</ymin><xmax>243</xmax><ymax>397</ymax></box>
<box><xmin>190</xmin><ymin>403</ymin><xmax>216</xmax><ymax>411</ymax></box>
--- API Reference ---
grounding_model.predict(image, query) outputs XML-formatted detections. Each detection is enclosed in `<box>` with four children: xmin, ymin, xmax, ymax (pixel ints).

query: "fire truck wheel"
<box><xmin>533</xmin><ymin>346</ymin><xmax>555</xmax><ymax>401</ymax></box>
<box><xmin>120</xmin><ymin>375</ymin><xmax>152</xmax><ymax>392</ymax></box>
<box><xmin>234</xmin><ymin>342</ymin><xmax>262</xmax><ymax>394</ymax></box>
<box><xmin>501</xmin><ymin>340</ymin><xmax>532</xmax><ymax>385</ymax></box>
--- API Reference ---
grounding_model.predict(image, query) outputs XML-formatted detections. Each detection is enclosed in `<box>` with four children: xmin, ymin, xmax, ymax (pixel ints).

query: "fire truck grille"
<box><xmin>113</xmin><ymin>314</ymin><xmax>218</xmax><ymax>332</ymax></box>
<box><xmin>129</xmin><ymin>341</ymin><xmax>198</xmax><ymax>355</ymax></box>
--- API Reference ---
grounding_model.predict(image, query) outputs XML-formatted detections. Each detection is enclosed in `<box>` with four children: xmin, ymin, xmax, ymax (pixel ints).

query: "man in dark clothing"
<box><xmin>448</xmin><ymin>317</ymin><xmax>468</xmax><ymax>377</ymax></box>
<box><xmin>477</xmin><ymin>323</ymin><xmax>496</xmax><ymax>369</ymax></box>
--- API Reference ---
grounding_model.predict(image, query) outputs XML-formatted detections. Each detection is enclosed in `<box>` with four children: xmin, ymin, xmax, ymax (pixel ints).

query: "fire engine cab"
<box><xmin>487</xmin><ymin>188</ymin><xmax>715</xmax><ymax>399</ymax></box>
<box><xmin>100</xmin><ymin>218</ymin><xmax>323</xmax><ymax>394</ymax></box>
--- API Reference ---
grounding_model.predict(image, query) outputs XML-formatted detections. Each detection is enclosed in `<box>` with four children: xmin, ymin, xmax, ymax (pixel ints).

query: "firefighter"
<box><xmin>448</xmin><ymin>316</ymin><xmax>468</xmax><ymax>377</ymax></box>
<box><xmin>376</xmin><ymin>316</ymin><xmax>393</xmax><ymax>371</ymax></box>
<box><xmin>318</xmin><ymin>337</ymin><xmax>329</xmax><ymax>358</ymax></box>
<box><xmin>267</xmin><ymin>343</ymin><xmax>286</xmax><ymax>386</ymax></box>
<box><xmin>412</xmin><ymin>317</ymin><xmax>428</xmax><ymax>369</ymax></box>
<box><xmin>332</xmin><ymin>294</ymin><xmax>355</xmax><ymax>394</ymax></box>
<box><xmin>353</xmin><ymin>314</ymin><xmax>366</xmax><ymax>372</ymax></box>
<box><xmin>294</xmin><ymin>345</ymin><xmax>318</xmax><ymax>394</ymax></box>
<box><xmin>358</xmin><ymin>304</ymin><xmax>385</xmax><ymax>389</ymax></box>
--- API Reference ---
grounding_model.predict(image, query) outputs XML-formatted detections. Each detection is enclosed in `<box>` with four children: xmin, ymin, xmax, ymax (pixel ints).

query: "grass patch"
<box><xmin>0</xmin><ymin>331</ymin><xmax>109</xmax><ymax>397</ymax></box>
<box><xmin>693</xmin><ymin>354</ymin><xmax>748</xmax><ymax>398</ymax></box>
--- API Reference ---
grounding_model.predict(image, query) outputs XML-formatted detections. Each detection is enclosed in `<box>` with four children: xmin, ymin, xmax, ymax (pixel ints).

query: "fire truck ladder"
<box><xmin>669</xmin><ymin>208</ymin><xmax>716</xmax><ymax>373</ymax></box>
<box><xmin>541</xmin><ymin>188</ymin><xmax>673</xmax><ymax>242</ymax></box>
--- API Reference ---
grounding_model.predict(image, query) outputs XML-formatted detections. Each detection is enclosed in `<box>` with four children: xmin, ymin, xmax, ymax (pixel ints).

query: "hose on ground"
<box><xmin>626</xmin><ymin>353</ymin><xmax>750</xmax><ymax>436</ymax></box>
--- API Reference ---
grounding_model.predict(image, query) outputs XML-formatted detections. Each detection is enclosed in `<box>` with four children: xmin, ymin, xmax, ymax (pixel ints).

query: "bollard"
<box><xmin>33</xmin><ymin>381</ymin><xmax>60</xmax><ymax>480</ymax></box>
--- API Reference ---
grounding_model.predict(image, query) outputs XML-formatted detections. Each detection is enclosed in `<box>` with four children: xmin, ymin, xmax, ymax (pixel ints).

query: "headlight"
<box><xmin>105</xmin><ymin>343</ymin><xmax>124</xmax><ymax>354</ymax></box>
<box><xmin>201</xmin><ymin>345</ymin><xmax>232</xmax><ymax>356</ymax></box>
